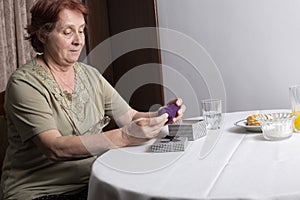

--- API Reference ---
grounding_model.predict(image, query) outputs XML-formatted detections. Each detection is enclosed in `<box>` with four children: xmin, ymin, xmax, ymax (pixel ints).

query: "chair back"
<box><xmin>0</xmin><ymin>91</ymin><xmax>4</xmax><ymax>116</ymax></box>
<box><xmin>0</xmin><ymin>91</ymin><xmax>7</xmax><ymax>179</ymax></box>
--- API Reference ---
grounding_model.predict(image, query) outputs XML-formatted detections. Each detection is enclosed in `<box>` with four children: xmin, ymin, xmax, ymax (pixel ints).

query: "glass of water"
<box><xmin>201</xmin><ymin>99</ymin><xmax>223</xmax><ymax>130</ymax></box>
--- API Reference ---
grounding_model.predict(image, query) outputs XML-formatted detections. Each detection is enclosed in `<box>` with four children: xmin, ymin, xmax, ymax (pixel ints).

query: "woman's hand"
<box><xmin>165</xmin><ymin>98</ymin><xmax>186</xmax><ymax>124</ymax></box>
<box><xmin>121</xmin><ymin>113</ymin><xmax>168</xmax><ymax>145</ymax></box>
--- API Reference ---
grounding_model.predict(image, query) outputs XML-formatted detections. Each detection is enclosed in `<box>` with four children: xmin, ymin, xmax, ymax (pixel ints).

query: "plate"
<box><xmin>234</xmin><ymin>119</ymin><xmax>261</xmax><ymax>132</ymax></box>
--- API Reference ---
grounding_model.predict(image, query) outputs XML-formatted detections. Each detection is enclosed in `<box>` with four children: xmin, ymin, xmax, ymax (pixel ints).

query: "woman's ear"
<box><xmin>37</xmin><ymin>30</ymin><xmax>47</xmax><ymax>44</ymax></box>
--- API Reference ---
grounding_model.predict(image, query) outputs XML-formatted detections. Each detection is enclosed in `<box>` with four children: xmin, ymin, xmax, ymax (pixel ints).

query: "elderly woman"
<box><xmin>0</xmin><ymin>0</ymin><xmax>185</xmax><ymax>199</ymax></box>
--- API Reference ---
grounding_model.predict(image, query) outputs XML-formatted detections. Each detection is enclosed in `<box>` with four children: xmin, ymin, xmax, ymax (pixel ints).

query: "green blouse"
<box><xmin>1</xmin><ymin>57</ymin><xmax>130</xmax><ymax>199</ymax></box>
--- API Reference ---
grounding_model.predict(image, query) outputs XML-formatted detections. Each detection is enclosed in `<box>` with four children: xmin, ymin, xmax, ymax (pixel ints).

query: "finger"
<box><xmin>151</xmin><ymin>116</ymin><xmax>168</xmax><ymax>131</ymax></box>
<box><xmin>170</xmin><ymin>104</ymin><xmax>186</xmax><ymax>123</ymax></box>
<box><xmin>147</xmin><ymin>128</ymin><xmax>162</xmax><ymax>138</ymax></box>
<box><xmin>146</xmin><ymin>123</ymin><xmax>165</xmax><ymax>138</ymax></box>
<box><xmin>148</xmin><ymin>113</ymin><xmax>168</xmax><ymax>126</ymax></box>
<box><xmin>143</xmin><ymin>115</ymin><xmax>168</xmax><ymax>138</ymax></box>
<box><xmin>136</xmin><ymin>118</ymin><xmax>150</xmax><ymax>126</ymax></box>
<box><xmin>167</xmin><ymin>98</ymin><xmax>182</xmax><ymax>106</ymax></box>
<box><xmin>175</xmin><ymin>98</ymin><xmax>183</xmax><ymax>106</ymax></box>
<box><xmin>179</xmin><ymin>104</ymin><xmax>186</xmax><ymax>114</ymax></box>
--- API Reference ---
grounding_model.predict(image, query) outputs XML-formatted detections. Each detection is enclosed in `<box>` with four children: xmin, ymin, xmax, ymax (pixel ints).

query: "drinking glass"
<box><xmin>201</xmin><ymin>99</ymin><xmax>222</xmax><ymax>130</ymax></box>
<box><xmin>289</xmin><ymin>85</ymin><xmax>300</xmax><ymax>132</ymax></box>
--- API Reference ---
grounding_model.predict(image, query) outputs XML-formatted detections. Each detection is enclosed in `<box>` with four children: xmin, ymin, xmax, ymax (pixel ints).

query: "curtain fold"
<box><xmin>0</xmin><ymin>0</ymin><xmax>35</xmax><ymax>92</ymax></box>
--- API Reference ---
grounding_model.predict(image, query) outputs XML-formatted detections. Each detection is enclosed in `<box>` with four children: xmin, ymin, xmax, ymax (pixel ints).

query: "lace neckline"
<box><xmin>41</xmin><ymin>55</ymin><xmax>76</xmax><ymax>95</ymax></box>
<box><xmin>31</xmin><ymin>56</ymin><xmax>91</xmax><ymax>122</ymax></box>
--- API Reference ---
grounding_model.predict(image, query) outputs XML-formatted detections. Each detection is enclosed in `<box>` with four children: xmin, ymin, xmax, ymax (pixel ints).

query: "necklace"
<box><xmin>41</xmin><ymin>55</ymin><xmax>76</xmax><ymax>95</ymax></box>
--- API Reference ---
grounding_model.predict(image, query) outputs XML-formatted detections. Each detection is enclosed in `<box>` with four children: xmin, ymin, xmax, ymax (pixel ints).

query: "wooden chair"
<box><xmin>0</xmin><ymin>91</ymin><xmax>4</xmax><ymax>116</ymax></box>
<box><xmin>0</xmin><ymin>91</ymin><xmax>7</xmax><ymax>179</ymax></box>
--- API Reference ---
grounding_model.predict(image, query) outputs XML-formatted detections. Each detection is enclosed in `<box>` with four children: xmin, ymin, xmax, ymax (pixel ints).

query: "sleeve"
<box><xmin>99</xmin><ymin>73</ymin><xmax>131</xmax><ymax>119</ymax></box>
<box><xmin>85</xmin><ymin>65</ymin><xmax>131</xmax><ymax>119</ymax></box>
<box><xmin>6</xmin><ymin>78</ymin><xmax>57</xmax><ymax>143</ymax></box>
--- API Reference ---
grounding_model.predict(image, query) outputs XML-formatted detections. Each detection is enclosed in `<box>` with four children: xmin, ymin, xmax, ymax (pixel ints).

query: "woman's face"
<box><xmin>44</xmin><ymin>9</ymin><xmax>86</xmax><ymax>67</ymax></box>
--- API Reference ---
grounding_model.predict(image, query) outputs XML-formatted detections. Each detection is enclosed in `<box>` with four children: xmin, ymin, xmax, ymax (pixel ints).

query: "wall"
<box><xmin>157</xmin><ymin>0</ymin><xmax>300</xmax><ymax>118</ymax></box>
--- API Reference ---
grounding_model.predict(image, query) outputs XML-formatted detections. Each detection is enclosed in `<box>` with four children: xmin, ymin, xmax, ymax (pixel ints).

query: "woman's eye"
<box><xmin>64</xmin><ymin>31</ymin><xmax>72</xmax><ymax>35</ymax></box>
<box><xmin>62</xmin><ymin>28</ymin><xmax>85</xmax><ymax>37</ymax></box>
<box><xmin>63</xmin><ymin>29</ymin><xmax>72</xmax><ymax>35</ymax></box>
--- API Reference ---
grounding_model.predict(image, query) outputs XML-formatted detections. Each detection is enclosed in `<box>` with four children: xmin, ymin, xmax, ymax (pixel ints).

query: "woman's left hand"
<box><xmin>166</xmin><ymin>98</ymin><xmax>186</xmax><ymax>124</ymax></box>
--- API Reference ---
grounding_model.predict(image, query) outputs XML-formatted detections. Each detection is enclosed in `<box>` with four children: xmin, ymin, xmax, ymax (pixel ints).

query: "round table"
<box><xmin>88</xmin><ymin>110</ymin><xmax>300</xmax><ymax>200</ymax></box>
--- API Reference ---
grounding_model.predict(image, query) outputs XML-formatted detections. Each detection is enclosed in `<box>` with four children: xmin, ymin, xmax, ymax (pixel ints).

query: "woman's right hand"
<box><xmin>121</xmin><ymin>113</ymin><xmax>168</xmax><ymax>145</ymax></box>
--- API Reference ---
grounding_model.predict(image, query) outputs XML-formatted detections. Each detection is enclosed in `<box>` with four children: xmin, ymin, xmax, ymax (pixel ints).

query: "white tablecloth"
<box><xmin>88</xmin><ymin>110</ymin><xmax>300</xmax><ymax>200</ymax></box>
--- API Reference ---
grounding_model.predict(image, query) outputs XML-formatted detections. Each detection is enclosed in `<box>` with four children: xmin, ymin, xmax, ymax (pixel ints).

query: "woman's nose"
<box><xmin>72</xmin><ymin>33</ymin><xmax>84</xmax><ymax>46</ymax></box>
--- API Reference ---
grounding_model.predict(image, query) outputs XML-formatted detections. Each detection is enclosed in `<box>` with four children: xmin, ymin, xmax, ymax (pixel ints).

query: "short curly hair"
<box><xmin>25</xmin><ymin>0</ymin><xmax>88</xmax><ymax>53</ymax></box>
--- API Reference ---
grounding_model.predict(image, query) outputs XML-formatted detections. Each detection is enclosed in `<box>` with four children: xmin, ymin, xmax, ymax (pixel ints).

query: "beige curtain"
<box><xmin>0</xmin><ymin>0</ymin><xmax>35</xmax><ymax>92</ymax></box>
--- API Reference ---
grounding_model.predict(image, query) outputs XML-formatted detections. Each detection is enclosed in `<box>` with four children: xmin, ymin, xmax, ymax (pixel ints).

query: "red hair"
<box><xmin>25</xmin><ymin>0</ymin><xmax>88</xmax><ymax>53</ymax></box>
